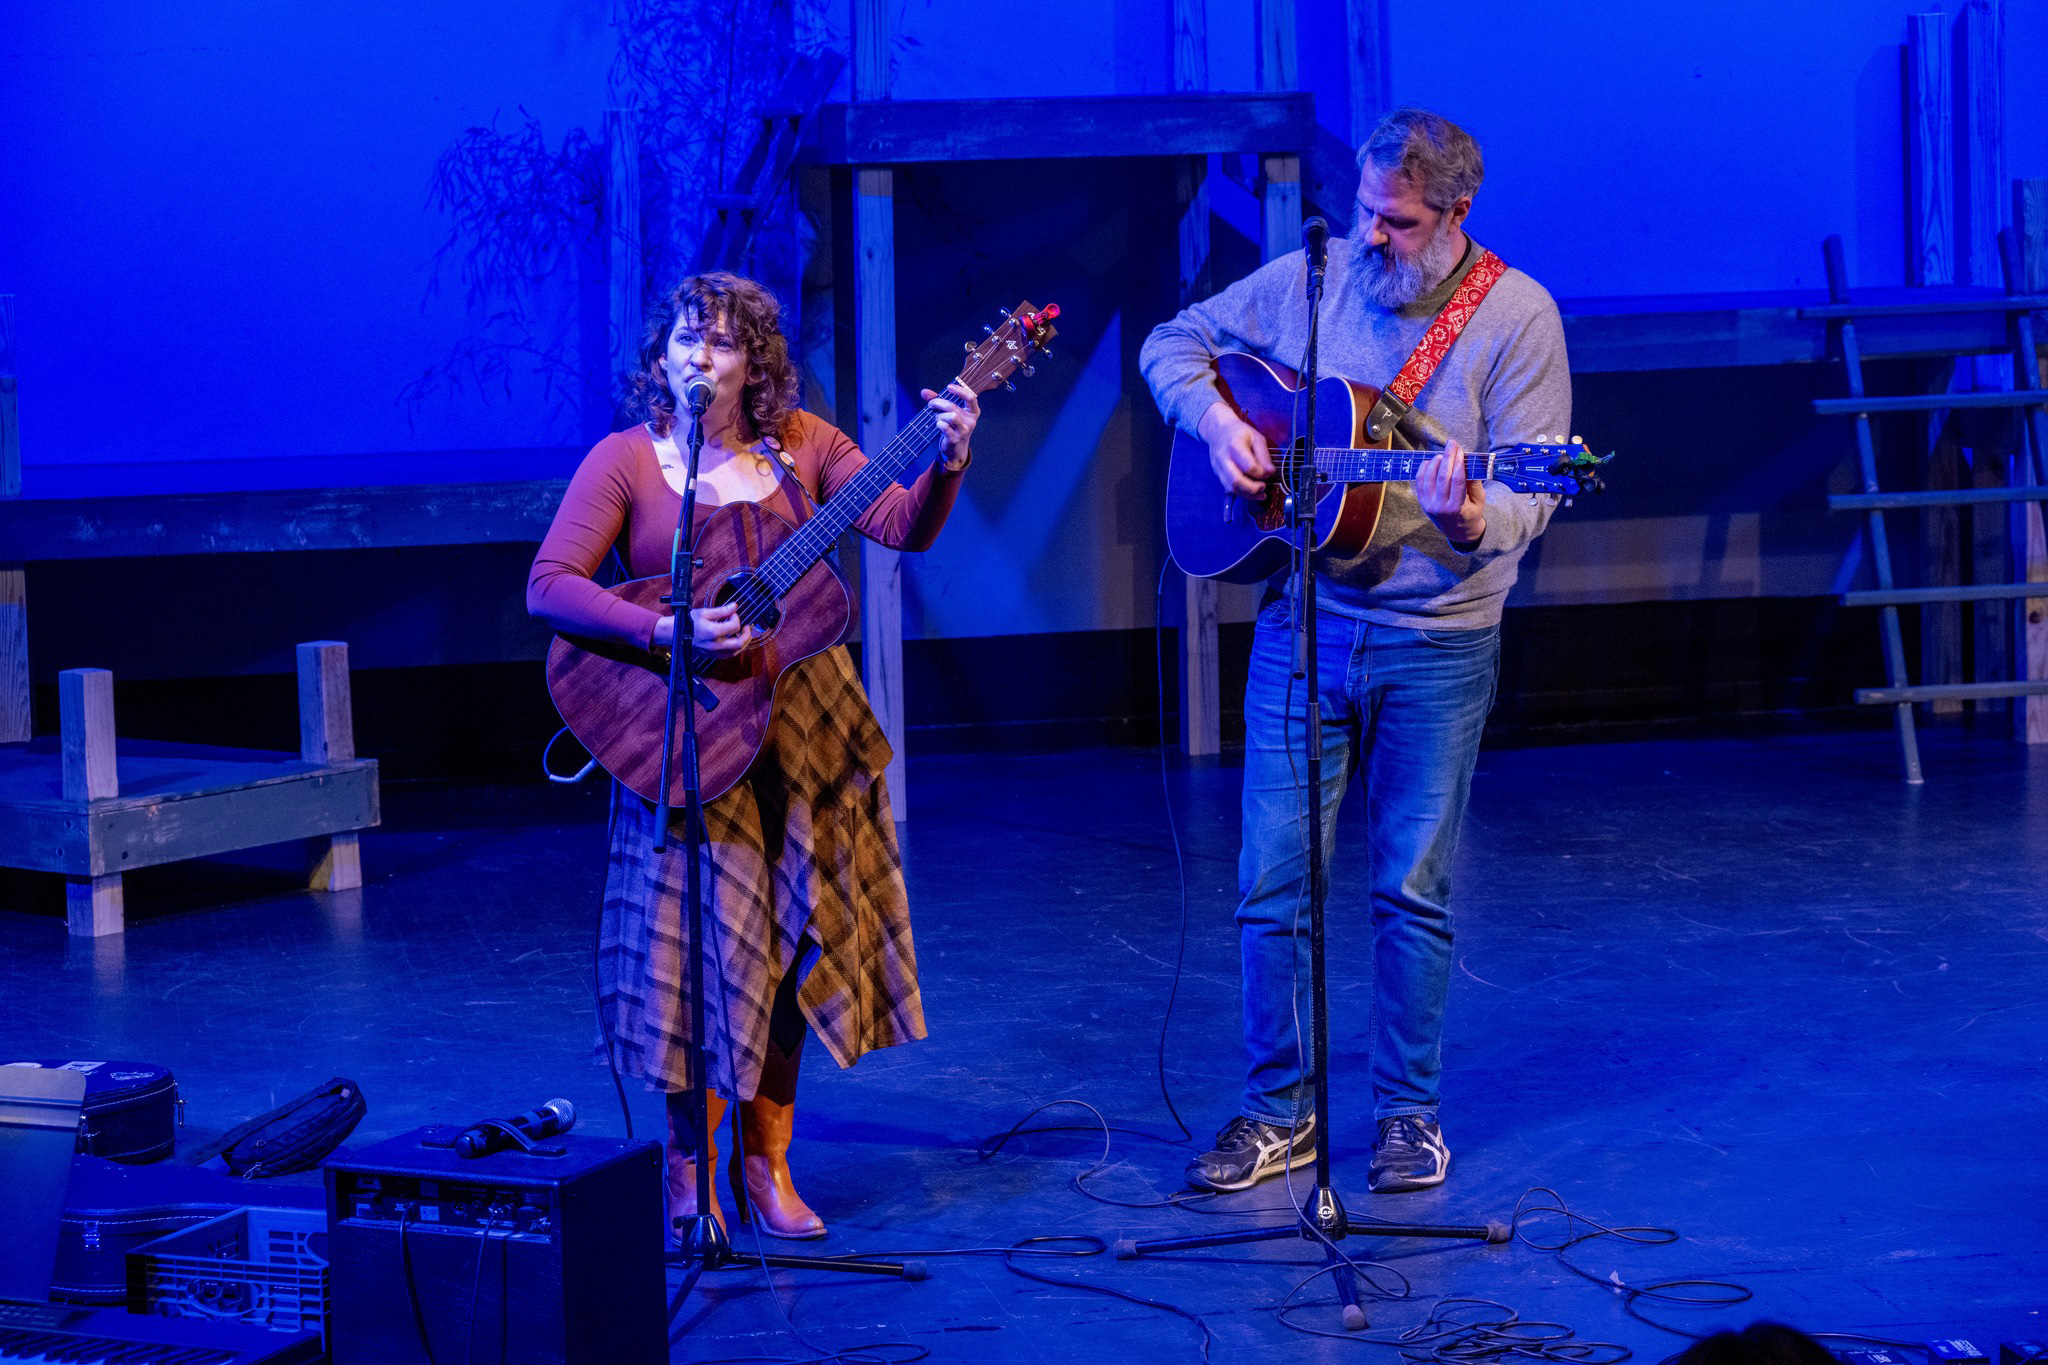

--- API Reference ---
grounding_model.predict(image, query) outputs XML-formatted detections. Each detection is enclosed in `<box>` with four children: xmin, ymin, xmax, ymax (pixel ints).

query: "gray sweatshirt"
<box><xmin>1139</xmin><ymin>234</ymin><xmax>1572</xmax><ymax>628</ymax></box>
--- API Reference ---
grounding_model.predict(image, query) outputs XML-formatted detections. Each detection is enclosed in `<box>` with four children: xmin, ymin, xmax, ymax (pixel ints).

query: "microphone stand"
<box><xmin>1114</xmin><ymin>228</ymin><xmax>1507</xmax><ymax>1328</ymax></box>
<box><xmin>656</xmin><ymin>392</ymin><xmax>921</xmax><ymax>1312</ymax></box>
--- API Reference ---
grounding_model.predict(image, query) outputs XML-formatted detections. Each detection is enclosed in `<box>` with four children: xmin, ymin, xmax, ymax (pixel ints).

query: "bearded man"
<box><xmin>1139</xmin><ymin>108</ymin><xmax>1571</xmax><ymax>1194</ymax></box>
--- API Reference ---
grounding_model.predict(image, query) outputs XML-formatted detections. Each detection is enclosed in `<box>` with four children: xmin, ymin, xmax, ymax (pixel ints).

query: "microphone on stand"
<box><xmin>453</xmin><ymin>1098</ymin><xmax>577</xmax><ymax>1159</ymax></box>
<box><xmin>1302</xmin><ymin>216</ymin><xmax>1329</xmax><ymax>288</ymax></box>
<box><xmin>682</xmin><ymin>373</ymin><xmax>714</xmax><ymax>415</ymax></box>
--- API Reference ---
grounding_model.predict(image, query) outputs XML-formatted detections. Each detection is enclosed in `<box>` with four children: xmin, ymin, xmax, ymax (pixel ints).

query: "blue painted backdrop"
<box><xmin>2</xmin><ymin>0</ymin><xmax>2041</xmax><ymax>658</ymax></box>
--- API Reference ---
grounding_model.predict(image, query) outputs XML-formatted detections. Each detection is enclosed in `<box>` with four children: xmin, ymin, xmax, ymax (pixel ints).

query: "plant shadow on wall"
<box><xmin>400</xmin><ymin>0</ymin><xmax>881</xmax><ymax>438</ymax></box>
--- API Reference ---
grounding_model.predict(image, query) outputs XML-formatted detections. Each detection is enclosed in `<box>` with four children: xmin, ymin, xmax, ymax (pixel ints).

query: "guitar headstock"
<box><xmin>956</xmin><ymin>302</ymin><xmax>1060</xmax><ymax>395</ymax></box>
<box><xmin>1491</xmin><ymin>437</ymin><xmax>1612</xmax><ymax>496</ymax></box>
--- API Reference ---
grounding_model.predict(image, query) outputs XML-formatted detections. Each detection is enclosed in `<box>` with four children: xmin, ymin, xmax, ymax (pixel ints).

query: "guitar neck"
<box><xmin>1312</xmin><ymin>447</ymin><xmax>1496</xmax><ymax>482</ymax></box>
<box><xmin>755</xmin><ymin>400</ymin><xmax>950</xmax><ymax>596</ymax></box>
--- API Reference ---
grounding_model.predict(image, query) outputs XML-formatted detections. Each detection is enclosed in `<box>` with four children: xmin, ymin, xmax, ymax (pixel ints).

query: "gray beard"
<box><xmin>1350</xmin><ymin>221</ymin><xmax>1462</xmax><ymax>309</ymax></box>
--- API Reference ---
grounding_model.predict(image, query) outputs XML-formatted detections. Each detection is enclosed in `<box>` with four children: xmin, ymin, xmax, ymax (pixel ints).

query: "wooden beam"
<box><xmin>1173</xmin><ymin>0</ymin><xmax>1206</xmax><ymax>92</ymax></box>
<box><xmin>1955</xmin><ymin>0</ymin><xmax>2004</xmax><ymax>289</ymax></box>
<box><xmin>848</xmin><ymin>0</ymin><xmax>907</xmax><ymax>819</ymax></box>
<box><xmin>606</xmin><ymin>109</ymin><xmax>643</xmax><ymax>393</ymax></box>
<box><xmin>2012</xmin><ymin>180</ymin><xmax>2048</xmax><ymax>743</ymax></box>
<box><xmin>60</xmin><ymin>667</ymin><xmax>121</xmax><ymax>937</ymax></box>
<box><xmin>1906</xmin><ymin>13</ymin><xmax>1963</xmax><ymax>709</ymax></box>
<box><xmin>0</xmin><ymin>480</ymin><xmax>567</xmax><ymax>560</ymax></box>
<box><xmin>1346</xmin><ymin>0</ymin><xmax>1389</xmax><ymax>147</ymax></box>
<box><xmin>68</xmin><ymin>876</ymin><xmax>123</xmax><ymax>938</ymax></box>
<box><xmin>299</xmin><ymin>640</ymin><xmax>363</xmax><ymax>891</ymax></box>
<box><xmin>1261</xmin><ymin>155</ymin><xmax>1303</xmax><ymax>263</ymax></box>
<box><xmin>1907</xmin><ymin>12</ymin><xmax>1954</xmax><ymax>287</ymax></box>
<box><xmin>1256</xmin><ymin>0</ymin><xmax>1297</xmax><ymax>93</ymax></box>
<box><xmin>60</xmin><ymin>669</ymin><xmax>118</xmax><ymax>804</ymax></box>
<box><xmin>853</xmin><ymin>168</ymin><xmax>906</xmax><ymax>821</ymax></box>
<box><xmin>0</xmin><ymin>569</ymin><xmax>25</xmax><ymax>743</ymax></box>
<box><xmin>805</xmin><ymin>93</ymin><xmax>1315</xmax><ymax>165</ymax></box>
<box><xmin>1</xmin><ymin>295</ymin><xmax>17</xmax><ymax>500</ymax></box>
<box><xmin>1</xmin><ymin>295</ymin><xmax>23</xmax><ymax>745</ymax></box>
<box><xmin>1173</xmin><ymin>0</ymin><xmax>1220</xmax><ymax>758</ymax></box>
<box><xmin>853</xmin><ymin>0</ymin><xmax>888</xmax><ymax>102</ymax></box>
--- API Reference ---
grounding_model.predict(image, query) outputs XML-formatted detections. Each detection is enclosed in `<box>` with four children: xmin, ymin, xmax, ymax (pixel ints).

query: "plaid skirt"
<box><xmin>595</xmin><ymin>645</ymin><xmax>925</xmax><ymax>1099</ymax></box>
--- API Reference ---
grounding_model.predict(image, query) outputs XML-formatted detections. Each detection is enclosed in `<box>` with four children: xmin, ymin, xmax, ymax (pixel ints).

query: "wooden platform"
<box><xmin>0</xmin><ymin>738</ymin><xmax>377</xmax><ymax>878</ymax></box>
<box><xmin>0</xmin><ymin>645</ymin><xmax>378</xmax><ymax>936</ymax></box>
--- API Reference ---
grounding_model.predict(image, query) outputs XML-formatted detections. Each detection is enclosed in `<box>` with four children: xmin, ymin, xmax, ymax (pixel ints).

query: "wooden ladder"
<box><xmin>1813</xmin><ymin>231</ymin><xmax>2048</xmax><ymax>781</ymax></box>
<box><xmin>694</xmin><ymin>51</ymin><xmax>845</xmax><ymax>272</ymax></box>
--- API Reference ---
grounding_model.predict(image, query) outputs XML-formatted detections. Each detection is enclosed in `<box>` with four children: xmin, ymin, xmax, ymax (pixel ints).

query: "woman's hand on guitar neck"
<box><xmin>652</xmin><ymin>604</ymin><xmax>755</xmax><ymax>656</ymax></box>
<box><xmin>1416</xmin><ymin>440</ymin><xmax>1487</xmax><ymax>547</ymax></box>
<box><xmin>1198</xmin><ymin>400</ymin><xmax>1272</xmax><ymax>498</ymax></box>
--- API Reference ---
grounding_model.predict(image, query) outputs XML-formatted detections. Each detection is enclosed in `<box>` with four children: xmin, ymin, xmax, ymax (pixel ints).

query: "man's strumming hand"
<box><xmin>1199</xmin><ymin>401</ymin><xmax>1273</xmax><ymax>498</ymax></box>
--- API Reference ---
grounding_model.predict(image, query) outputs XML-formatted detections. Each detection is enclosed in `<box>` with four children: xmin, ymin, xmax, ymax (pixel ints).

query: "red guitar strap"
<box><xmin>1361</xmin><ymin>248</ymin><xmax>1509</xmax><ymax>443</ymax></box>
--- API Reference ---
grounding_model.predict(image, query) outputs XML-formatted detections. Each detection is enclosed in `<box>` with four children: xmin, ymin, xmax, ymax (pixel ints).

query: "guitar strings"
<box><xmin>713</xmin><ymin>403</ymin><xmax>949</xmax><ymax>629</ymax></box>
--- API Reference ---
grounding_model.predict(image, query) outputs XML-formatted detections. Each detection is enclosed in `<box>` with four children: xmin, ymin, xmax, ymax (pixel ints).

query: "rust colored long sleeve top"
<box><xmin>527</xmin><ymin>412</ymin><xmax>964</xmax><ymax>650</ymax></box>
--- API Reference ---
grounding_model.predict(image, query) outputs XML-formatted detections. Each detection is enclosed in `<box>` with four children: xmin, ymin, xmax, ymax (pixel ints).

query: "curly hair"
<box><xmin>627</xmin><ymin>272</ymin><xmax>802</xmax><ymax>444</ymax></box>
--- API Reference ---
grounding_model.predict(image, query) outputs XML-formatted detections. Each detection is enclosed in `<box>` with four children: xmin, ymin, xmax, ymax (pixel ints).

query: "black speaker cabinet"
<box><xmin>325</xmin><ymin>1125</ymin><xmax>665</xmax><ymax>1364</ymax></box>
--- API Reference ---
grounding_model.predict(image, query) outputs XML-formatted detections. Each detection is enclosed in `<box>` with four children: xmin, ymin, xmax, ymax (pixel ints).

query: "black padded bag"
<box><xmin>181</xmin><ymin>1077</ymin><xmax>367</xmax><ymax>1177</ymax></box>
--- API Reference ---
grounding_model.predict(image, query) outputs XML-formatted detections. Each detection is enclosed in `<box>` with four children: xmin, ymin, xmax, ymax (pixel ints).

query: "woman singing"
<box><xmin>527</xmin><ymin>272</ymin><xmax>978</xmax><ymax>1239</ymax></box>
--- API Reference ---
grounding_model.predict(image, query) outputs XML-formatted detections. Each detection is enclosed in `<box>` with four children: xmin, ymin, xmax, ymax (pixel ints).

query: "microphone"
<box><xmin>1302</xmin><ymin>216</ymin><xmax>1329</xmax><ymax>281</ymax></box>
<box><xmin>682</xmin><ymin>373</ymin><xmax>714</xmax><ymax>414</ymax></box>
<box><xmin>453</xmin><ymin>1098</ymin><xmax>577</xmax><ymax>1159</ymax></box>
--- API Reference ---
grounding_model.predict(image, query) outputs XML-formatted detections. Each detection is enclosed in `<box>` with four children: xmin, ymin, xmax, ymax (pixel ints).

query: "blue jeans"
<box><xmin>1236</xmin><ymin>597</ymin><xmax>1500</xmax><ymax>1127</ymax></box>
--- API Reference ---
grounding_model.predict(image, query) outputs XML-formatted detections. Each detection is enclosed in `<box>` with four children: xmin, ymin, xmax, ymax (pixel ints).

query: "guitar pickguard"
<box><xmin>1248</xmin><ymin>481</ymin><xmax>1291</xmax><ymax>533</ymax></box>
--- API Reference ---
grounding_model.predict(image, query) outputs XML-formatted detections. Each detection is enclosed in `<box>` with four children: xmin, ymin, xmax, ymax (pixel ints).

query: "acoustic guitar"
<box><xmin>1165</xmin><ymin>351</ymin><xmax>1608</xmax><ymax>583</ymax></box>
<box><xmin>546</xmin><ymin>302</ymin><xmax>1060</xmax><ymax>805</ymax></box>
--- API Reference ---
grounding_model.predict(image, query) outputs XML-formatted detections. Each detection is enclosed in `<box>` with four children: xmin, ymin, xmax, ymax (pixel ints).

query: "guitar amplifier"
<box><xmin>324</xmin><ymin>1126</ymin><xmax>665</xmax><ymax>1365</ymax></box>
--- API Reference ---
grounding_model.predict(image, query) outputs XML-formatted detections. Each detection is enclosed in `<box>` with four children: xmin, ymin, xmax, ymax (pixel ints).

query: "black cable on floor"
<box><xmin>1280</xmin><ymin>1292</ymin><xmax>1632</xmax><ymax>1362</ymax></box>
<box><xmin>1000</xmin><ymin>1235</ymin><xmax>1216</xmax><ymax>1365</ymax></box>
<box><xmin>1510</xmin><ymin>1186</ymin><xmax>1747</xmax><ymax>1340</ymax></box>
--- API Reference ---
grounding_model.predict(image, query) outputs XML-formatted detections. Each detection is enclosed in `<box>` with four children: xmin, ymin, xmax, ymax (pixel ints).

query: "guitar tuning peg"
<box><xmin>963</xmin><ymin>340</ymin><xmax>976</xmax><ymax>353</ymax></box>
<box><xmin>1020</xmin><ymin>364</ymin><xmax>1035</xmax><ymax>377</ymax></box>
<box><xmin>1003</xmin><ymin>379</ymin><xmax>1016</xmax><ymax>391</ymax></box>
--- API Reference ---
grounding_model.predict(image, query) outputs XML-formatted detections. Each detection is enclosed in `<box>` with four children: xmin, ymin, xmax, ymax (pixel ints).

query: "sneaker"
<box><xmin>1367</xmin><ymin>1114</ymin><xmax>1449</xmax><ymax>1192</ymax></box>
<box><xmin>1185</xmin><ymin>1113</ymin><xmax>1317</xmax><ymax>1192</ymax></box>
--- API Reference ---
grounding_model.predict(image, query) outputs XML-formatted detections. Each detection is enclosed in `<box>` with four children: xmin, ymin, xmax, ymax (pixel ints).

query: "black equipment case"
<box><xmin>53</xmin><ymin>1154</ymin><xmax>326</xmax><ymax>1304</ymax></box>
<box><xmin>1</xmin><ymin>1060</ymin><xmax>179</xmax><ymax>1163</ymax></box>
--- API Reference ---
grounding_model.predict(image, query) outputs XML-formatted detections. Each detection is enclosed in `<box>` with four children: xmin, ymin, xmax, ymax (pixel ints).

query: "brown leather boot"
<box><xmin>666</xmin><ymin>1092</ymin><xmax>726</xmax><ymax>1242</ymax></box>
<box><xmin>731</xmin><ymin>1044</ymin><xmax>826</xmax><ymax>1239</ymax></box>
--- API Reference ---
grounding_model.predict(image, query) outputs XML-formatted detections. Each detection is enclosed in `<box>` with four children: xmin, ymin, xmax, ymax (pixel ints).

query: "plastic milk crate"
<box><xmin>127</xmin><ymin>1206</ymin><xmax>330</xmax><ymax>1341</ymax></box>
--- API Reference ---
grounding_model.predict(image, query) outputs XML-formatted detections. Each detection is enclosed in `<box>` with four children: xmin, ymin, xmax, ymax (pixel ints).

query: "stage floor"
<box><xmin>5</xmin><ymin>727</ymin><xmax>2045</xmax><ymax>1362</ymax></box>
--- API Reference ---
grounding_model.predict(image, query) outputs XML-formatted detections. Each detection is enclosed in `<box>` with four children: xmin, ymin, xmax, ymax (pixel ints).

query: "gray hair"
<box><xmin>1355</xmin><ymin>109</ymin><xmax>1484</xmax><ymax>210</ymax></box>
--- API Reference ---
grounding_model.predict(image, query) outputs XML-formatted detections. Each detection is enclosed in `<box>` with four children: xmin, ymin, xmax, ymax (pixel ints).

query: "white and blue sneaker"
<box><xmin>1185</xmin><ymin>1113</ymin><xmax>1317</xmax><ymax>1192</ymax></box>
<box><xmin>1367</xmin><ymin>1115</ymin><xmax>1449</xmax><ymax>1192</ymax></box>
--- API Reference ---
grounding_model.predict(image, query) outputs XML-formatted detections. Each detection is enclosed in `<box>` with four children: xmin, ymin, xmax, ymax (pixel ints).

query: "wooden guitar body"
<box><xmin>544</xmin><ymin>500</ymin><xmax>852</xmax><ymax>807</ymax></box>
<box><xmin>1163</xmin><ymin>352</ymin><xmax>1389</xmax><ymax>584</ymax></box>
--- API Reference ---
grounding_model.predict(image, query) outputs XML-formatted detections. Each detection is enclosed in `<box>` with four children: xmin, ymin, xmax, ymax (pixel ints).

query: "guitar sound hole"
<box><xmin>715</xmin><ymin>571</ymin><xmax>780</xmax><ymax>635</ymax></box>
